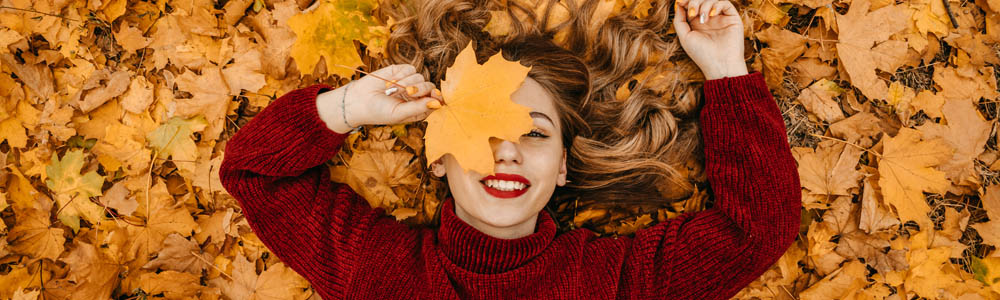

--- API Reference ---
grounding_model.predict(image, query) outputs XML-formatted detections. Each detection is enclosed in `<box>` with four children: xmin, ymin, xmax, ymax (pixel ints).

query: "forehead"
<box><xmin>509</xmin><ymin>77</ymin><xmax>559</xmax><ymax>129</ymax></box>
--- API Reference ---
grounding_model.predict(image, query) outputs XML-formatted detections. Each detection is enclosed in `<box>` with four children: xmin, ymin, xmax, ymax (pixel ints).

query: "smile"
<box><xmin>480</xmin><ymin>173</ymin><xmax>531</xmax><ymax>198</ymax></box>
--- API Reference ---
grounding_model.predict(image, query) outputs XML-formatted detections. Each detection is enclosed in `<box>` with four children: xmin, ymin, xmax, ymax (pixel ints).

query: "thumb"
<box><xmin>672</xmin><ymin>2</ymin><xmax>690</xmax><ymax>38</ymax></box>
<box><xmin>391</xmin><ymin>97</ymin><xmax>440</xmax><ymax>124</ymax></box>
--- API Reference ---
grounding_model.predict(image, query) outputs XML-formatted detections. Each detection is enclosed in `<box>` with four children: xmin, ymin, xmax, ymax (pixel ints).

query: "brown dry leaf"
<box><xmin>835</xmin><ymin>0</ymin><xmax>908</xmax><ymax>101</ymax></box>
<box><xmin>125</xmin><ymin>179</ymin><xmax>198</xmax><ymax>270</ymax></box>
<box><xmin>756</xmin><ymin>25</ymin><xmax>807</xmax><ymax>88</ymax></box>
<box><xmin>54</xmin><ymin>240</ymin><xmax>126</xmax><ymax>300</ymax></box>
<box><xmin>798</xmin><ymin>259</ymin><xmax>867</xmax><ymax>299</ymax></box>
<box><xmin>858</xmin><ymin>177</ymin><xmax>900</xmax><ymax>234</ymax></box>
<box><xmin>7</xmin><ymin>208</ymin><xmax>65</xmax><ymax>261</ymax></box>
<box><xmin>213</xmin><ymin>253</ymin><xmax>311</xmax><ymax>300</ymax></box>
<box><xmin>916</xmin><ymin>98</ymin><xmax>992</xmax><ymax>190</ymax></box>
<box><xmin>877</xmin><ymin>127</ymin><xmax>952</xmax><ymax>230</ymax></box>
<box><xmin>973</xmin><ymin>185</ymin><xmax>1000</xmax><ymax>251</ymax></box>
<box><xmin>795</xmin><ymin>140</ymin><xmax>863</xmax><ymax>196</ymax></box>
<box><xmin>142</xmin><ymin>233</ymin><xmax>211</xmax><ymax>274</ymax></box>
<box><xmin>137</xmin><ymin>270</ymin><xmax>202</xmax><ymax>298</ymax></box>
<box><xmin>194</xmin><ymin>208</ymin><xmax>237</xmax><ymax>245</ymax></box>
<box><xmin>796</xmin><ymin>79</ymin><xmax>846</xmax><ymax>123</ymax></box>
<box><xmin>424</xmin><ymin>41</ymin><xmax>535</xmax><ymax>176</ymax></box>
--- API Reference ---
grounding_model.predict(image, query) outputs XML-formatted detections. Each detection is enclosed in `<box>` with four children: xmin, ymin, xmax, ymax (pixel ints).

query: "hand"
<box><xmin>672</xmin><ymin>0</ymin><xmax>749</xmax><ymax>80</ymax></box>
<box><xmin>318</xmin><ymin>64</ymin><xmax>443</xmax><ymax>133</ymax></box>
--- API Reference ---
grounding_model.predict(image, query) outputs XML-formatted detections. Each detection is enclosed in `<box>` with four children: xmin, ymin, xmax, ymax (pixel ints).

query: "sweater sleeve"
<box><xmin>219</xmin><ymin>84</ymin><xmax>383</xmax><ymax>297</ymax></box>
<box><xmin>630</xmin><ymin>71</ymin><xmax>801</xmax><ymax>299</ymax></box>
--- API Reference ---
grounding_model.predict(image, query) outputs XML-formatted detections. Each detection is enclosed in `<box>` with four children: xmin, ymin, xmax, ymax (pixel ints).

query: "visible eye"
<box><xmin>524</xmin><ymin>129</ymin><xmax>549</xmax><ymax>138</ymax></box>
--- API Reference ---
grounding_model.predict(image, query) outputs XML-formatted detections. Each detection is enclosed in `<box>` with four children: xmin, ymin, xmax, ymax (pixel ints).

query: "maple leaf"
<box><xmin>878</xmin><ymin>127</ymin><xmax>952</xmax><ymax>230</ymax></box>
<box><xmin>287</xmin><ymin>0</ymin><xmax>387</xmax><ymax>77</ymax></box>
<box><xmin>137</xmin><ymin>270</ymin><xmax>202</xmax><ymax>298</ymax></box>
<box><xmin>423</xmin><ymin>42</ymin><xmax>535</xmax><ymax>176</ymax></box>
<box><xmin>798</xmin><ymin>259</ymin><xmax>867</xmax><ymax>299</ymax></box>
<box><xmin>45</xmin><ymin>149</ymin><xmax>106</xmax><ymax>232</ymax></box>
<box><xmin>796</xmin><ymin>78</ymin><xmax>845</xmax><ymax>123</ymax></box>
<box><xmin>795</xmin><ymin>140</ymin><xmax>863</xmax><ymax>196</ymax></box>
<box><xmin>7</xmin><ymin>208</ymin><xmax>65</xmax><ymax>261</ymax></box>
<box><xmin>146</xmin><ymin>116</ymin><xmax>208</xmax><ymax>179</ymax></box>
<box><xmin>835</xmin><ymin>0</ymin><xmax>908</xmax><ymax>101</ymax></box>
<box><xmin>972</xmin><ymin>185</ymin><xmax>1000</xmax><ymax>250</ymax></box>
<box><xmin>124</xmin><ymin>179</ymin><xmax>198</xmax><ymax>275</ymax></box>
<box><xmin>756</xmin><ymin>26</ymin><xmax>807</xmax><ymax>88</ymax></box>
<box><xmin>916</xmin><ymin>98</ymin><xmax>991</xmax><ymax>189</ymax></box>
<box><xmin>55</xmin><ymin>240</ymin><xmax>126</xmax><ymax>300</ymax></box>
<box><xmin>213</xmin><ymin>253</ymin><xmax>311</xmax><ymax>300</ymax></box>
<box><xmin>142</xmin><ymin>233</ymin><xmax>211</xmax><ymax>274</ymax></box>
<box><xmin>971</xmin><ymin>255</ymin><xmax>1000</xmax><ymax>294</ymax></box>
<box><xmin>858</xmin><ymin>177</ymin><xmax>901</xmax><ymax>234</ymax></box>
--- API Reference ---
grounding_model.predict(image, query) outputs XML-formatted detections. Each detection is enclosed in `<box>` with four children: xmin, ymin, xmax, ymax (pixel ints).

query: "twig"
<box><xmin>190</xmin><ymin>250</ymin><xmax>233</xmax><ymax>280</ymax></box>
<box><xmin>0</xmin><ymin>5</ymin><xmax>83</xmax><ymax>22</ymax></box>
<box><xmin>942</xmin><ymin>0</ymin><xmax>958</xmax><ymax>29</ymax></box>
<box><xmin>332</xmin><ymin>64</ymin><xmax>420</xmax><ymax>102</ymax></box>
<box><xmin>806</xmin><ymin>132</ymin><xmax>882</xmax><ymax>158</ymax></box>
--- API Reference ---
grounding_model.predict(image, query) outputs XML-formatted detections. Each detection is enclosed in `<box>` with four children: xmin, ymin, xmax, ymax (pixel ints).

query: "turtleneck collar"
<box><xmin>437</xmin><ymin>196</ymin><xmax>557</xmax><ymax>274</ymax></box>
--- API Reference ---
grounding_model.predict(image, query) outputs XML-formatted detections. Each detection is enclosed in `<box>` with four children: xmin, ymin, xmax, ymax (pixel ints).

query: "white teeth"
<box><xmin>483</xmin><ymin>180</ymin><xmax>527</xmax><ymax>191</ymax></box>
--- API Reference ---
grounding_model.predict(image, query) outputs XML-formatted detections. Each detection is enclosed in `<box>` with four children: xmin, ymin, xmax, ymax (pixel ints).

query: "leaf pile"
<box><xmin>0</xmin><ymin>0</ymin><xmax>999</xmax><ymax>299</ymax></box>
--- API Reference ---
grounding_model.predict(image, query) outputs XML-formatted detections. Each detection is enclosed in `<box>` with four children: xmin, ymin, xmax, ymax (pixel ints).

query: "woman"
<box><xmin>220</xmin><ymin>0</ymin><xmax>801</xmax><ymax>298</ymax></box>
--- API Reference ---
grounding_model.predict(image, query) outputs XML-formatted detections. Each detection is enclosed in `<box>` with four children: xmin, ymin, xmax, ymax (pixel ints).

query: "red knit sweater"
<box><xmin>219</xmin><ymin>71</ymin><xmax>801</xmax><ymax>300</ymax></box>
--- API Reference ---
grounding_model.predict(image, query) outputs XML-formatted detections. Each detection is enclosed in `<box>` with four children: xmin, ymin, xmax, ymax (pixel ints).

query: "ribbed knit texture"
<box><xmin>219</xmin><ymin>71</ymin><xmax>802</xmax><ymax>299</ymax></box>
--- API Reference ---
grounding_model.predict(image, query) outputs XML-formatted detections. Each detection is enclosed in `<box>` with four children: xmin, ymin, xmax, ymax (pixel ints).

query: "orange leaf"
<box><xmin>423</xmin><ymin>42</ymin><xmax>534</xmax><ymax>176</ymax></box>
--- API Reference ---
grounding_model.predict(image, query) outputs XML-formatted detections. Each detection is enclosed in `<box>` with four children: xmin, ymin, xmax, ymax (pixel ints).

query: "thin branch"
<box><xmin>190</xmin><ymin>250</ymin><xmax>233</xmax><ymax>280</ymax></box>
<box><xmin>0</xmin><ymin>6</ymin><xmax>83</xmax><ymax>22</ymax></box>
<box><xmin>806</xmin><ymin>132</ymin><xmax>882</xmax><ymax>158</ymax></box>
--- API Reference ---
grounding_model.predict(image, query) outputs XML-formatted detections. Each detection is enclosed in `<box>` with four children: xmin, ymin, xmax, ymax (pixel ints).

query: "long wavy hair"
<box><xmin>380</xmin><ymin>0</ymin><xmax>706</xmax><ymax>231</ymax></box>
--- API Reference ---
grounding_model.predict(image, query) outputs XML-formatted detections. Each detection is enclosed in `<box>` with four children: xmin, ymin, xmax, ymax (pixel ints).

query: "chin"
<box><xmin>473</xmin><ymin>196</ymin><xmax>535</xmax><ymax>227</ymax></box>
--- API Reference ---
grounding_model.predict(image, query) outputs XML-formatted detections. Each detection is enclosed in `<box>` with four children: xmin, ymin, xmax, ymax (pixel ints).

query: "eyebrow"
<box><xmin>530</xmin><ymin>111</ymin><xmax>554</xmax><ymax>126</ymax></box>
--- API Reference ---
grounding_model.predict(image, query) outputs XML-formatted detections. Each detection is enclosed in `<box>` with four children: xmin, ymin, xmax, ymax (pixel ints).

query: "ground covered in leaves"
<box><xmin>1</xmin><ymin>0</ymin><xmax>1000</xmax><ymax>299</ymax></box>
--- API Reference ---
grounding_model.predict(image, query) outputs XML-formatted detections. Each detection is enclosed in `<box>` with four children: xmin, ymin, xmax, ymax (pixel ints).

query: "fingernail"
<box><xmin>426</xmin><ymin>100</ymin><xmax>441</xmax><ymax>109</ymax></box>
<box><xmin>710</xmin><ymin>8</ymin><xmax>717</xmax><ymax>16</ymax></box>
<box><xmin>385</xmin><ymin>80</ymin><xmax>396</xmax><ymax>88</ymax></box>
<box><xmin>700</xmin><ymin>13</ymin><xmax>706</xmax><ymax>23</ymax></box>
<box><xmin>433</xmin><ymin>88</ymin><xmax>441</xmax><ymax>96</ymax></box>
<box><xmin>688</xmin><ymin>8</ymin><xmax>696</xmax><ymax>18</ymax></box>
<box><xmin>406</xmin><ymin>86</ymin><xmax>417</xmax><ymax>95</ymax></box>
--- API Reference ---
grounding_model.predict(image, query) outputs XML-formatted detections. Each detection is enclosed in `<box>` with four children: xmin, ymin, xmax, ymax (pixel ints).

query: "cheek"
<box><xmin>524</xmin><ymin>145</ymin><xmax>564</xmax><ymax>184</ymax></box>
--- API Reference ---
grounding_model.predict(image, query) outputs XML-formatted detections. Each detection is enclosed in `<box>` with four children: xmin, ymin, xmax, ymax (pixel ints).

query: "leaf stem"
<box><xmin>0</xmin><ymin>5</ymin><xmax>83</xmax><ymax>22</ymax></box>
<box><xmin>332</xmin><ymin>64</ymin><xmax>420</xmax><ymax>102</ymax></box>
<box><xmin>806</xmin><ymin>132</ymin><xmax>882</xmax><ymax>158</ymax></box>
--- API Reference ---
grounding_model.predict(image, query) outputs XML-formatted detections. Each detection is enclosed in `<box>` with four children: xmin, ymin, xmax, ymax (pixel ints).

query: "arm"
<box><xmin>630</xmin><ymin>71</ymin><xmax>801</xmax><ymax>298</ymax></box>
<box><xmin>219</xmin><ymin>84</ymin><xmax>383</xmax><ymax>297</ymax></box>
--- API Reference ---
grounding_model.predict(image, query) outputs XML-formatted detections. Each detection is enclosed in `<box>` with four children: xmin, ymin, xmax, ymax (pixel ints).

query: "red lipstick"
<box><xmin>480</xmin><ymin>173</ymin><xmax>531</xmax><ymax>198</ymax></box>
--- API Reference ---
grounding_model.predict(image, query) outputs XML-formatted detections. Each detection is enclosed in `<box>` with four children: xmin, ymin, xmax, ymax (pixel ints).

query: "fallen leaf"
<box><xmin>878</xmin><ymin>128</ymin><xmax>952</xmax><ymax>230</ymax></box>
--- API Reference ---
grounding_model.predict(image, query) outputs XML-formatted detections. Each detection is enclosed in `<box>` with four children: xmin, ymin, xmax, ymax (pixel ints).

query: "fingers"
<box><xmin>672</xmin><ymin>1</ymin><xmax>691</xmax><ymax>37</ymax></box>
<box><xmin>712</xmin><ymin>1</ymin><xmax>737</xmax><ymax>17</ymax></box>
<box><xmin>700</xmin><ymin>0</ymin><xmax>717</xmax><ymax>23</ymax></box>
<box><xmin>392</xmin><ymin>97</ymin><xmax>439</xmax><ymax>123</ymax></box>
<box><xmin>404</xmin><ymin>82</ymin><xmax>440</xmax><ymax>99</ymax></box>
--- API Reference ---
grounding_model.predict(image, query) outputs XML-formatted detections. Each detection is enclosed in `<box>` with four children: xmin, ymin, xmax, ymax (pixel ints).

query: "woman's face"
<box><xmin>430</xmin><ymin>77</ymin><xmax>567</xmax><ymax>239</ymax></box>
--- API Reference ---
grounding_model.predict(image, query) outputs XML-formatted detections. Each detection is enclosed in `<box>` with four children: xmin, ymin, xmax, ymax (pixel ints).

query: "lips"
<box><xmin>480</xmin><ymin>173</ymin><xmax>531</xmax><ymax>198</ymax></box>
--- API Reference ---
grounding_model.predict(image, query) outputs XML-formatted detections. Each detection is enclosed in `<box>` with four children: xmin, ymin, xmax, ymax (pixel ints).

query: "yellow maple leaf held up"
<box><xmin>877</xmin><ymin>127</ymin><xmax>953</xmax><ymax>230</ymax></box>
<box><xmin>45</xmin><ymin>149</ymin><xmax>106</xmax><ymax>232</ymax></box>
<box><xmin>287</xmin><ymin>0</ymin><xmax>387</xmax><ymax>78</ymax></box>
<box><xmin>424</xmin><ymin>42</ymin><xmax>534</xmax><ymax>176</ymax></box>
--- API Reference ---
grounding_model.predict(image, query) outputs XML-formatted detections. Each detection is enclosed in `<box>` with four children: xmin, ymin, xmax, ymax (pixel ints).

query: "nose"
<box><xmin>490</xmin><ymin>138</ymin><xmax>522</xmax><ymax>164</ymax></box>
